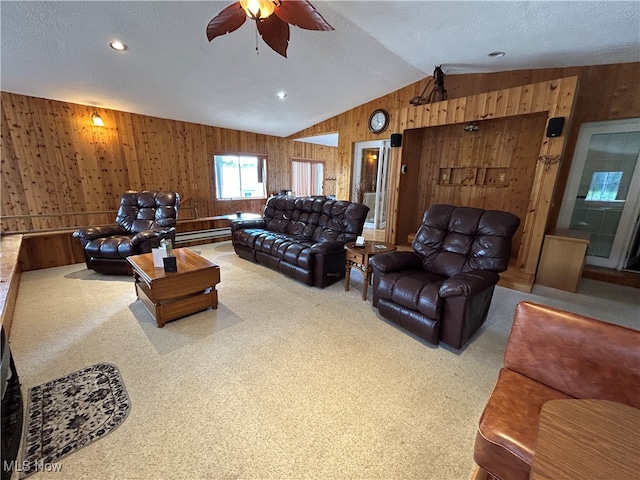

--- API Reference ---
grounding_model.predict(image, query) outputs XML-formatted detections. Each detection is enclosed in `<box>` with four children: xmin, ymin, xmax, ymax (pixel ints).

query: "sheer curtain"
<box><xmin>292</xmin><ymin>159</ymin><xmax>323</xmax><ymax>196</ymax></box>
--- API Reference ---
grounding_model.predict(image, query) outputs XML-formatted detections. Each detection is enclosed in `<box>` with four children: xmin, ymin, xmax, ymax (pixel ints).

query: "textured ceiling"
<box><xmin>2</xmin><ymin>1</ymin><xmax>639</xmax><ymax>138</ymax></box>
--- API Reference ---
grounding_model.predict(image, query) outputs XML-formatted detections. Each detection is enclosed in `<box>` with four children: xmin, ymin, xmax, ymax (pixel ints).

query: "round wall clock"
<box><xmin>368</xmin><ymin>109</ymin><xmax>389</xmax><ymax>134</ymax></box>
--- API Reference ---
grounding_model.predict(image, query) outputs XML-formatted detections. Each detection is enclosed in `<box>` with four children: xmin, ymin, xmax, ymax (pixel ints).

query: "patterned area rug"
<box><xmin>20</xmin><ymin>363</ymin><xmax>130</xmax><ymax>478</ymax></box>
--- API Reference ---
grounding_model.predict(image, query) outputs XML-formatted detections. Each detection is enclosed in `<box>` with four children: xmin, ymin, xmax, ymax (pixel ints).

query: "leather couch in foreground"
<box><xmin>474</xmin><ymin>301</ymin><xmax>640</xmax><ymax>480</ymax></box>
<box><xmin>231</xmin><ymin>195</ymin><xmax>369</xmax><ymax>287</ymax></box>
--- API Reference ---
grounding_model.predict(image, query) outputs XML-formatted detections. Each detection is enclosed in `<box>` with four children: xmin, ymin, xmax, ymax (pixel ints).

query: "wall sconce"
<box><xmin>463</xmin><ymin>122</ymin><xmax>479</xmax><ymax>132</ymax></box>
<box><xmin>91</xmin><ymin>112</ymin><xmax>104</xmax><ymax>127</ymax></box>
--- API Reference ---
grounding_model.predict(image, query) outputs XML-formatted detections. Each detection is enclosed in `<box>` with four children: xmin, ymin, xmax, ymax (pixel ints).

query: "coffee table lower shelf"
<box><xmin>135</xmin><ymin>281</ymin><xmax>217</xmax><ymax>328</ymax></box>
<box><xmin>127</xmin><ymin>248</ymin><xmax>221</xmax><ymax>328</ymax></box>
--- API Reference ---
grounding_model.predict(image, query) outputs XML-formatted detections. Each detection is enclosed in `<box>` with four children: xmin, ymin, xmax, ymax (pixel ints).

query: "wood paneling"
<box><xmin>0</xmin><ymin>235</ymin><xmax>22</xmax><ymax>336</ymax></box>
<box><xmin>395</xmin><ymin>113</ymin><xmax>548</xmax><ymax>252</ymax></box>
<box><xmin>293</xmin><ymin>63</ymin><xmax>639</xmax><ymax>215</ymax></box>
<box><xmin>1</xmin><ymin>92</ymin><xmax>338</xmax><ymax>233</ymax></box>
<box><xmin>18</xmin><ymin>231</ymin><xmax>86</xmax><ymax>271</ymax></box>
<box><xmin>2</xmin><ymin>63</ymin><xmax>638</xmax><ymax>278</ymax></box>
<box><xmin>293</xmin><ymin>63</ymin><xmax>639</xmax><ymax>283</ymax></box>
<box><xmin>382</xmin><ymin>76</ymin><xmax>580</xmax><ymax>280</ymax></box>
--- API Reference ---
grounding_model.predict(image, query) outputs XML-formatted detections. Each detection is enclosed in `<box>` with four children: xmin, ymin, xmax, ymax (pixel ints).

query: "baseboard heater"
<box><xmin>175</xmin><ymin>227</ymin><xmax>231</xmax><ymax>245</ymax></box>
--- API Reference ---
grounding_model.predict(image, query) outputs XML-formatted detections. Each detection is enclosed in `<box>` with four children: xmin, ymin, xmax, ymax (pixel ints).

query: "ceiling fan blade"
<box><xmin>206</xmin><ymin>3</ymin><xmax>247</xmax><ymax>42</ymax></box>
<box><xmin>257</xmin><ymin>14</ymin><xmax>290</xmax><ymax>58</ymax></box>
<box><xmin>273</xmin><ymin>1</ymin><xmax>333</xmax><ymax>31</ymax></box>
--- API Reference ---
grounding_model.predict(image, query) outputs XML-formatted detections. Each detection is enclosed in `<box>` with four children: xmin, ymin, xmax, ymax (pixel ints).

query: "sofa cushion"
<box><xmin>246</xmin><ymin>231</ymin><xmax>315</xmax><ymax>269</ymax></box>
<box><xmin>474</xmin><ymin>368</ymin><xmax>572</xmax><ymax>480</ymax></box>
<box><xmin>85</xmin><ymin>235</ymin><xmax>136</xmax><ymax>259</ymax></box>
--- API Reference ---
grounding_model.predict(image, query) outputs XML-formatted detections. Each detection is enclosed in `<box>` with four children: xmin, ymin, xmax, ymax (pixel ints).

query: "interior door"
<box><xmin>352</xmin><ymin>140</ymin><xmax>390</xmax><ymax>229</ymax></box>
<box><xmin>557</xmin><ymin>118</ymin><xmax>640</xmax><ymax>269</ymax></box>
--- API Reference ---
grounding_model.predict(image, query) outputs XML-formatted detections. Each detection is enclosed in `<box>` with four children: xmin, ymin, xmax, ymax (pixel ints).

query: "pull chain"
<box><xmin>255</xmin><ymin>24</ymin><xmax>259</xmax><ymax>55</ymax></box>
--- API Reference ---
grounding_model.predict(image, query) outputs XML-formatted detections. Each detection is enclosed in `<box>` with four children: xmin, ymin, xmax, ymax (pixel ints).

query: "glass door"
<box><xmin>557</xmin><ymin>118</ymin><xmax>640</xmax><ymax>269</ymax></box>
<box><xmin>352</xmin><ymin>140</ymin><xmax>390</xmax><ymax>229</ymax></box>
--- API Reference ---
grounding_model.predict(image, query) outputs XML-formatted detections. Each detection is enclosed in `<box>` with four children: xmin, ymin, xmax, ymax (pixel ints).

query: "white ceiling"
<box><xmin>2</xmin><ymin>1</ymin><xmax>639</xmax><ymax>138</ymax></box>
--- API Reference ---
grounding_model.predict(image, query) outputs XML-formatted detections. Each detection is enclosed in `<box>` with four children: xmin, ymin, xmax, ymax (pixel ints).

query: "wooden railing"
<box><xmin>1</xmin><ymin>205</ymin><xmax>198</xmax><ymax>235</ymax></box>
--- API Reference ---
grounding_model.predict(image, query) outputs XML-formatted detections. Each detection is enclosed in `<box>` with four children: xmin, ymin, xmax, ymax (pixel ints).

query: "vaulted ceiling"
<box><xmin>2</xmin><ymin>1</ymin><xmax>639</xmax><ymax>137</ymax></box>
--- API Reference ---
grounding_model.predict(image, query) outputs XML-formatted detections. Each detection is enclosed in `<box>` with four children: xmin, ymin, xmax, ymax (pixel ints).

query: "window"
<box><xmin>291</xmin><ymin>159</ymin><xmax>323</xmax><ymax>196</ymax></box>
<box><xmin>214</xmin><ymin>154</ymin><xmax>266</xmax><ymax>200</ymax></box>
<box><xmin>586</xmin><ymin>171</ymin><xmax>623</xmax><ymax>201</ymax></box>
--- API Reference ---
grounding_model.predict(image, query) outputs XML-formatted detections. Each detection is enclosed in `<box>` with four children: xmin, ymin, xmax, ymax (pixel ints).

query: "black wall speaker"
<box><xmin>546</xmin><ymin>117</ymin><xmax>565</xmax><ymax>138</ymax></box>
<box><xmin>390</xmin><ymin>133</ymin><xmax>402</xmax><ymax>147</ymax></box>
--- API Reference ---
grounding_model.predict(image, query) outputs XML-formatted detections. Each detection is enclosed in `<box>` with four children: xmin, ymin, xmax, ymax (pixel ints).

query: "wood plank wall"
<box><xmin>398</xmin><ymin>113</ymin><xmax>549</xmax><ymax>253</ymax></box>
<box><xmin>292</xmin><ymin>62</ymin><xmax>640</xmax><ymax>224</ymax></box>
<box><xmin>1</xmin><ymin>63</ymin><xmax>638</xmax><ymax>273</ymax></box>
<box><xmin>1</xmin><ymin>93</ymin><xmax>338</xmax><ymax>232</ymax></box>
<box><xmin>389</xmin><ymin>77</ymin><xmax>579</xmax><ymax>277</ymax></box>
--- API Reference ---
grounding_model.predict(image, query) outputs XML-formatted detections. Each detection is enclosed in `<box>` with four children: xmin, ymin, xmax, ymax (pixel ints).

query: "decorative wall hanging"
<box><xmin>409</xmin><ymin>65</ymin><xmax>449</xmax><ymax>106</ymax></box>
<box><xmin>206</xmin><ymin>0</ymin><xmax>333</xmax><ymax>58</ymax></box>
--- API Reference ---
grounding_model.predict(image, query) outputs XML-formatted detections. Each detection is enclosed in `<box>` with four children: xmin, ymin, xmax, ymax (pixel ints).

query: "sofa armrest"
<box><xmin>231</xmin><ymin>218</ymin><xmax>266</xmax><ymax>232</ymax></box>
<box><xmin>131</xmin><ymin>227</ymin><xmax>174</xmax><ymax>246</ymax></box>
<box><xmin>369</xmin><ymin>251</ymin><xmax>422</xmax><ymax>274</ymax></box>
<box><xmin>439</xmin><ymin>270</ymin><xmax>499</xmax><ymax>298</ymax></box>
<box><xmin>310</xmin><ymin>241</ymin><xmax>345</xmax><ymax>255</ymax></box>
<box><xmin>72</xmin><ymin>223</ymin><xmax>127</xmax><ymax>240</ymax></box>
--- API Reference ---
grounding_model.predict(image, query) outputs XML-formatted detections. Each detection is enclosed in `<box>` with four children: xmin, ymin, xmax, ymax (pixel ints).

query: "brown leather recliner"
<box><xmin>370</xmin><ymin>204</ymin><xmax>520</xmax><ymax>349</ymax></box>
<box><xmin>72</xmin><ymin>190</ymin><xmax>179</xmax><ymax>275</ymax></box>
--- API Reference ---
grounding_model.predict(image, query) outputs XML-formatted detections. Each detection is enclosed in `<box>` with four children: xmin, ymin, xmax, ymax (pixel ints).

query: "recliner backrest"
<box><xmin>115</xmin><ymin>190</ymin><xmax>180</xmax><ymax>234</ymax></box>
<box><xmin>412</xmin><ymin>204</ymin><xmax>520</xmax><ymax>277</ymax></box>
<box><xmin>505</xmin><ymin>301</ymin><xmax>640</xmax><ymax>408</ymax></box>
<box><xmin>263</xmin><ymin>195</ymin><xmax>369</xmax><ymax>242</ymax></box>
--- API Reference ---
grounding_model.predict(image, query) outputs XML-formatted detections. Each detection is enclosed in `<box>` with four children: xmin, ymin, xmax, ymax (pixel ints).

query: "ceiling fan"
<box><xmin>206</xmin><ymin>0</ymin><xmax>333</xmax><ymax>58</ymax></box>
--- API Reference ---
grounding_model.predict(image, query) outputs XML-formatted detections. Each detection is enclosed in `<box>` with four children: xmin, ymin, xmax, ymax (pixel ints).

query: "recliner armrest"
<box><xmin>72</xmin><ymin>224</ymin><xmax>127</xmax><ymax>240</ymax></box>
<box><xmin>369</xmin><ymin>251</ymin><xmax>422</xmax><ymax>273</ymax></box>
<box><xmin>439</xmin><ymin>270</ymin><xmax>499</xmax><ymax>297</ymax></box>
<box><xmin>310</xmin><ymin>241</ymin><xmax>345</xmax><ymax>255</ymax></box>
<box><xmin>131</xmin><ymin>227</ymin><xmax>174</xmax><ymax>245</ymax></box>
<box><xmin>231</xmin><ymin>218</ymin><xmax>266</xmax><ymax>232</ymax></box>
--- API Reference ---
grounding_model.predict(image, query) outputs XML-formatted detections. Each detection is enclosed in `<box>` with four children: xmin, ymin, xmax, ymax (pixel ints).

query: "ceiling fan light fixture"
<box><xmin>239</xmin><ymin>0</ymin><xmax>275</xmax><ymax>20</ymax></box>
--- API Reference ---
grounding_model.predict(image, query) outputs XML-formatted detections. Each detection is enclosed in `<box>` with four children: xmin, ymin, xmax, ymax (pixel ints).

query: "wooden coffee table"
<box><xmin>344</xmin><ymin>241</ymin><xmax>396</xmax><ymax>300</ymax></box>
<box><xmin>127</xmin><ymin>248</ymin><xmax>220</xmax><ymax>327</ymax></box>
<box><xmin>531</xmin><ymin>399</ymin><xmax>640</xmax><ymax>480</ymax></box>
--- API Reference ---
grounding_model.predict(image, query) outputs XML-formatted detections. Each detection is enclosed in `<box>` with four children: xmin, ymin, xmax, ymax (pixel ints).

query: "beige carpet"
<box><xmin>9</xmin><ymin>241</ymin><xmax>640</xmax><ymax>480</ymax></box>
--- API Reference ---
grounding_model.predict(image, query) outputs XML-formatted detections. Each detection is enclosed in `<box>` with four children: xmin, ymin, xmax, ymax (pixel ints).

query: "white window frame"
<box><xmin>213</xmin><ymin>153</ymin><xmax>267</xmax><ymax>200</ymax></box>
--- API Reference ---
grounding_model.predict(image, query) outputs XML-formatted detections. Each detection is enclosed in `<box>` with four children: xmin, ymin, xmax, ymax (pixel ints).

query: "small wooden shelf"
<box><xmin>438</xmin><ymin>167</ymin><xmax>510</xmax><ymax>186</ymax></box>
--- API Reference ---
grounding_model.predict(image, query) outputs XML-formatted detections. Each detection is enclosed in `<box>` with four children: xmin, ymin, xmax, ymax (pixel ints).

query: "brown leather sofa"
<box><xmin>231</xmin><ymin>195</ymin><xmax>369</xmax><ymax>287</ymax></box>
<box><xmin>474</xmin><ymin>301</ymin><xmax>640</xmax><ymax>480</ymax></box>
<box><xmin>370</xmin><ymin>204</ymin><xmax>520</xmax><ymax>349</ymax></box>
<box><xmin>73</xmin><ymin>190</ymin><xmax>179</xmax><ymax>275</ymax></box>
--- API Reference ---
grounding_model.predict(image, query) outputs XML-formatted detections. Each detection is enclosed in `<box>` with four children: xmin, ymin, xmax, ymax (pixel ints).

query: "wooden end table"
<box><xmin>344</xmin><ymin>241</ymin><xmax>396</xmax><ymax>300</ymax></box>
<box><xmin>126</xmin><ymin>248</ymin><xmax>220</xmax><ymax>327</ymax></box>
<box><xmin>530</xmin><ymin>399</ymin><xmax>640</xmax><ymax>480</ymax></box>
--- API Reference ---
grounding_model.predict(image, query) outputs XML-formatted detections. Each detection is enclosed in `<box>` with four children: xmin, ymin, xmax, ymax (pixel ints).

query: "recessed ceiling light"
<box><xmin>110</xmin><ymin>40</ymin><xmax>128</xmax><ymax>52</ymax></box>
<box><xmin>276</xmin><ymin>91</ymin><xmax>287</xmax><ymax>100</ymax></box>
<box><xmin>488</xmin><ymin>51</ymin><xmax>505</xmax><ymax>58</ymax></box>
